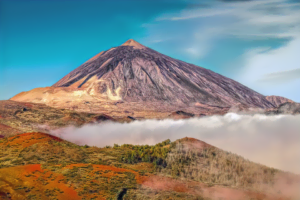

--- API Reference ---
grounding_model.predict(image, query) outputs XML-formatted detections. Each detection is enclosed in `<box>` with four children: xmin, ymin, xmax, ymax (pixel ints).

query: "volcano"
<box><xmin>11</xmin><ymin>39</ymin><xmax>277</xmax><ymax>117</ymax></box>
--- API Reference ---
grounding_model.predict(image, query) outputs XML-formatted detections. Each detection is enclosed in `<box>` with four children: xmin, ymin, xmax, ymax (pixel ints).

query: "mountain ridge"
<box><xmin>11</xmin><ymin>39</ymin><xmax>293</xmax><ymax>116</ymax></box>
<box><xmin>50</xmin><ymin>39</ymin><xmax>273</xmax><ymax>107</ymax></box>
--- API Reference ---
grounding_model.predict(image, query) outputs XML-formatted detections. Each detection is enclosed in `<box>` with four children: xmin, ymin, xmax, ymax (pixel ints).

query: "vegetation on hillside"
<box><xmin>0</xmin><ymin>133</ymin><xmax>298</xmax><ymax>200</ymax></box>
<box><xmin>0</xmin><ymin>100</ymin><xmax>132</xmax><ymax>137</ymax></box>
<box><xmin>116</xmin><ymin>139</ymin><xmax>173</xmax><ymax>166</ymax></box>
<box><xmin>161</xmin><ymin>139</ymin><xmax>279</xmax><ymax>190</ymax></box>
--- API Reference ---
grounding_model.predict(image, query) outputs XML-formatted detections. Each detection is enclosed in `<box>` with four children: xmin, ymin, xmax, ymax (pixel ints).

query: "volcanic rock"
<box><xmin>265</xmin><ymin>96</ymin><xmax>294</xmax><ymax>107</ymax></box>
<box><xmin>92</xmin><ymin>114</ymin><xmax>115</xmax><ymax>122</ymax></box>
<box><xmin>266</xmin><ymin>102</ymin><xmax>300</xmax><ymax>115</ymax></box>
<box><xmin>169</xmin><ymin>111</ymin><xmax>195</xmax><ymax>119</ymax></box>
<box><xmin>127</xmin><ymin>116</ymin><xmax>136</xmax><ymax>121</ymax></box>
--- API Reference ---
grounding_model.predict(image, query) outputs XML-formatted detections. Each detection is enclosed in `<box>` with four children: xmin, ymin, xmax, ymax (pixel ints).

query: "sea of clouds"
<box><xmin>50</xmin><ymin>113</ymin><xmax>300</xmax><ymax>174</ymax></box>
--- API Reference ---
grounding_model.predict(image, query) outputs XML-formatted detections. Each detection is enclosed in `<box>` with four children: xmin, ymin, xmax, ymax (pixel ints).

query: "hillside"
<box><xmin>265</xmin><ymin>96</ymin><xmax>294</xmax><ymax>107</ymax></box>
<box><xmin>0</xmin><ymin>100</ymin><xmax>135</xmax><ymax>138</ymax></box>
<box><xmin>0</xmin><ymin>133</ymin><xmax>299</xmax><ymax>200</ymax></box>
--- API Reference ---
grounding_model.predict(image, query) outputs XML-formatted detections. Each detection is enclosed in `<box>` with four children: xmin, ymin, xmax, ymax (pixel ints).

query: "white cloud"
<box><xmin>51</xmin><ymin>114</ymin><xmax>300</xmax><ymax>174</ymax></box>
<box><xmin>185</xmin><ymin>47</ymin><xmax>200</xmax><ymax>56</ymax></box>
<box><xmin>183</xmin><ymin>37</ymin><xmax>213</xmax><ymax>59</ymax></box>
<box><xmin>156</xmin><ymin>8</ymin><xmax>233</xmax><ymax>21</ymax></box>
<box><xmin>236</xmin><ymin>37</ymin><xmax>300</xmax><ymax>101</ymax></box>
<box><xmin>259</xmin><ymin>68</ymin><xmax>300</xmax><ymax>83</ymax></box>
<box><xmin>146</xmin><ymin>0</ymin><xmax>300</xmax><ymax>53</ymax></box>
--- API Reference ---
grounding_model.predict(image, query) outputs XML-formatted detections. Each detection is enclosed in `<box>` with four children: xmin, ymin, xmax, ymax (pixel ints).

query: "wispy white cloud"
<box><xmin>185</xmin><ymin>47</ymin><xmax>200</xmax><ymax>56</ymax></box>
<box><xmin>156</xmin><ymin>0</ymin><xmax>300</xmax><ymax>39</ymax></box>
<box><xmin>259</xmin><ymin>68</ymin><xmax>300</xmax><ymax>83</ymax></box>
<box><xmin>184</xmin><ymin>46</ymin><xmax>211</xmax><ymax>59</ymax></box>
<box><xmin>236</xmin><ymin>36</ymin><xmax>300</xmax><ymax>101</ymax></box>
<box><xmin>146</xmin><ymin>0</ymin><xmax>300</xmax><ymax>49</ymax></box>
<box><xmin>156</xmin><ymin>8</ymin><xmax>233</xmax><ymax>21</ymax></box>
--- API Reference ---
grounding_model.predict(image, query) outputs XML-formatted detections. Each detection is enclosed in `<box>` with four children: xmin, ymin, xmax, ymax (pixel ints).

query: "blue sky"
<box><xmin>1</xmin><ymin>0</ymin><xmax>299</xmax><ymax>101</ymax></box>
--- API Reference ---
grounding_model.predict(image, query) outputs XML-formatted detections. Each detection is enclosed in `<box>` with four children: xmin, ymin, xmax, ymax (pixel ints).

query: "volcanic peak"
<box><xmin>11</xmin><ymin>39</ymin><xmax>277</xmax><ymax>110</ymax></box>
<box><xmin>121</xmin><ymin>39</ymin><xmax>146</xmax><ymax>49</ymax></box>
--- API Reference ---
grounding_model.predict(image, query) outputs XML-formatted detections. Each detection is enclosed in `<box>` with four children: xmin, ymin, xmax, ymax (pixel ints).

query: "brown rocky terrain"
<box><xmin>265</xmin><ymin>95</ymin><xmax>294</xmax><ymax>107</ymax></box>
<box><xmin>266</xmin><ymin>102</ymin><xmax>300</xmax><ymax>115</ymax></box>
<box><xmin>11</xmin><ymin>39</ymin><xmax>281</xmax><ymax>117</ymax></box>
<box><xmin>0</xmin><ymin>100</ymin><xmax>135</xmax><ymax>138</ymax></box>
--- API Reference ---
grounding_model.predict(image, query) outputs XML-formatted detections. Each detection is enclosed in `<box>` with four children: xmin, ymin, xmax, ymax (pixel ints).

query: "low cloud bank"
<box><xmin>50</xmin><ymin>113</ymin><xmax>300</xmax><ymax>174</ymax></box>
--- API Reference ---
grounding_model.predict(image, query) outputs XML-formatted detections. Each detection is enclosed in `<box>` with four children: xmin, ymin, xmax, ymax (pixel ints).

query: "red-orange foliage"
<box><xmin>65</xmin><ymin>163</ymin><xmax>148</xmax><ymax>183</ymax></box>
<box><xmin>3</xmin><ymin>132</ymin><xmax>63</xmax><ymax>148</ymax></box>
<box><xmin>141</xmin><ymin>176</ymin><xmax>190</xmax><ymax>193</ymax></box>
<box><xmin>0</xmin><ymin>164</ymin><xmax>79</xmax><ymax>200</ymax></box>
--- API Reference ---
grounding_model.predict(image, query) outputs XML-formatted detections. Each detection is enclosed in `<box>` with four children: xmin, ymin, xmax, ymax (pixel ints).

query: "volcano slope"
<box><xmin>11</xmin><ymin>39</ymin><xmax>278</xmax><ymax>118</ymax></box>
<box><xmin>0</xmin><ymin>133</ymin><xmax>299</xmax><ymax>200</ymax></box>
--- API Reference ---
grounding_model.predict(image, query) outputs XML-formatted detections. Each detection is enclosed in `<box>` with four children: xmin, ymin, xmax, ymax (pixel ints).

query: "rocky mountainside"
<box><xmin>266</xmin><ymin>102</ymin><xmax>300</xmax><ymax>115</ymax></box>
<box><xmin>265</xmin><ymin>95</ymin><xmax>293</xmax><ymax>107</ymax></box>
<box><xmin>11</xmin><ymin>39</ymin><xmax>282</xmax><ymax>116</ymax></box>
<box><xmin>52</xmin><ymin>39</ymin><xmax>274</xmax><ymax>108</ymax></box>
